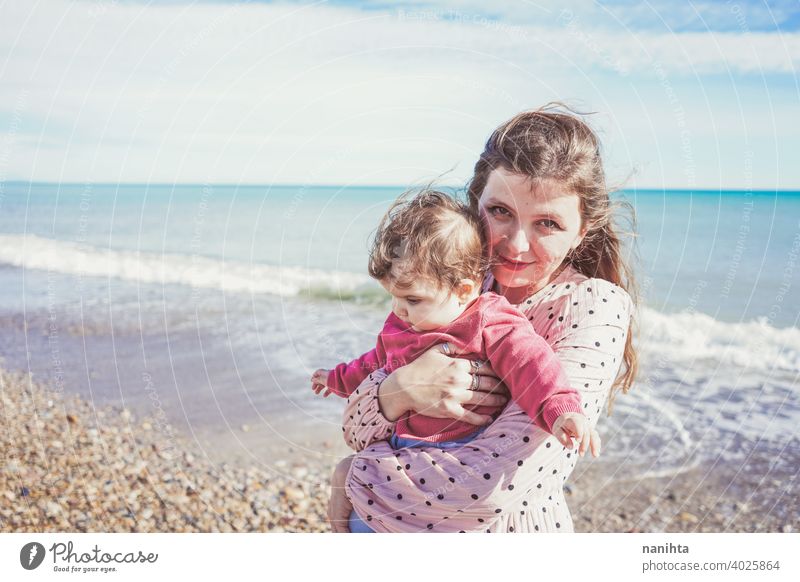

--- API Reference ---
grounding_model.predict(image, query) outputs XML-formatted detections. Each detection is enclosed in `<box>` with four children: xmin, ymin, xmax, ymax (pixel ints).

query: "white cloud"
<box><xmin>0</xmin><ymin>0</ymin><xmax>797</xmax><ymax>188</ymax></box>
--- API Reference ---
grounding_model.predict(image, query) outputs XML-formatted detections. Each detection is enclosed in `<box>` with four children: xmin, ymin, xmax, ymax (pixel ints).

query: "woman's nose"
<box><xmin>504</xmin><ymin>226</ymin><xmax>531</xmax><ymax>255</ymax></box>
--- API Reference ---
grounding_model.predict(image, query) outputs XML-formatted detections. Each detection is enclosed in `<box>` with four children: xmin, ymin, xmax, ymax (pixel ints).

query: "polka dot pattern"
<box><xmin>341</xmin><ymin>267</ymin><xmax>632</xmax><ymax>532</ymax></box>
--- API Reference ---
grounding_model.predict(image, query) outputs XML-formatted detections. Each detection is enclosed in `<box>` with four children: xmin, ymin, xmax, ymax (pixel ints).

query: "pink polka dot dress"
<box><xmin>341</xmin><ymin>265</ymin><xmax>633</xmax><ymax>532</ymax></box>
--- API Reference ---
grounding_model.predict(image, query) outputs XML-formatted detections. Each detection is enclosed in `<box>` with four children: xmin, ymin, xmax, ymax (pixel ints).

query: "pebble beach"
<box><xmin>0</xmin><ymin>368</ymin><xmax>332</xmax><ymax>533</ymax></box>
<box><xmin>2</xmin><ymin>366</ymin><xmax>797</xmax><ymax>534</ymax></box>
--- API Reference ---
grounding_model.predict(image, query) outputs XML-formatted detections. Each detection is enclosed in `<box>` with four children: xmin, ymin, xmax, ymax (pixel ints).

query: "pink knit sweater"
<box><xmin>327</xmin><ymin>292</ymin><xmax>581</xmax><ymax>441</ymax></box>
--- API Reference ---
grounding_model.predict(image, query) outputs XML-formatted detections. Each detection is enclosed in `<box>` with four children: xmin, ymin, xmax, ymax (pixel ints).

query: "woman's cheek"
<box><xmin>539</xmin><ymin>234</ymin><xmax>572</xmax><ymax>262</ymax></box>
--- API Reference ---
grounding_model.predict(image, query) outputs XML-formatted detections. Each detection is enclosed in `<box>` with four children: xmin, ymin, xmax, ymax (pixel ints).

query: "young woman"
<box><xmin>329</xmin><ymin>104</ymin><xmax>638</xmax><ymax>533</ymax></box>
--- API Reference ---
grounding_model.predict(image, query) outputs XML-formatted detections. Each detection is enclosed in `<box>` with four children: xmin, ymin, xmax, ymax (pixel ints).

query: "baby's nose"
<box><xmin>392</xmin><ymin>299</ymin><xmax>407</xmax><ymax>317</ymax></box>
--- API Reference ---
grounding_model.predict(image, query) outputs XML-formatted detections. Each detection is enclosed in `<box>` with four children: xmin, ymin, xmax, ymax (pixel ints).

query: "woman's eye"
<box><xmin>489</xmin><ymin>206</ymin><xmax>510</xmax><ymax>217</ymax></box>
<box><xmin>538</xmin><ymin>219</ymin><xmax>562</xmax><ymax>230</ymax></box>
<box><xmin>406</xmin><ymin>299</ymin><xmax>419</xmax><ymax>305</ymax></box>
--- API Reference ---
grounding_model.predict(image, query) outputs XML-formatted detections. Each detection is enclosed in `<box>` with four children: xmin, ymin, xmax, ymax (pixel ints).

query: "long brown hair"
<box><xmin>466</xmin><ymin>103</ymin><xmax>638</xmax><ymax>413</ymax></box>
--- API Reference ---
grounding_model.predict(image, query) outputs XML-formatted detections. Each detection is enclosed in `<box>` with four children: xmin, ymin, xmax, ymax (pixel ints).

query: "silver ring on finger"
<box><xmin>470</xmin><ymin>373</ymin><xmax>480</xmax><ymax>391</ymax></box>
<box><xmin>470</xmin><ymin>359</ymin><xmax>481</xmax><ymax>372</ymax></box>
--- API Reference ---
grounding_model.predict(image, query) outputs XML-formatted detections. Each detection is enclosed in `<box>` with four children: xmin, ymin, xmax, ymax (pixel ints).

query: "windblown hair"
<box><xmin>466</xmin><ymin>103</ymin><xmax>639</xmax><ymax>413</ymax></box>
<box><xmin>369</xmin><ymin>189</ymin><xmax>489</xmax><ymax>291</ymax></box>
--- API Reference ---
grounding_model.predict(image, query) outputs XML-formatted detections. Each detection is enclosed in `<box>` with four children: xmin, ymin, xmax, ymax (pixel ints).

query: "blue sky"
<box><xmin>0</xmin><ymin>0</ymin><xmax>798</xmax><ymax>188</ymax></box>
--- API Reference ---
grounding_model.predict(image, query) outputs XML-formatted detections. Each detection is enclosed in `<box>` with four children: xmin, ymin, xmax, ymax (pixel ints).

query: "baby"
<box><xmin>311</xmin><ymin>189</ymin><xmax>591</xmax><ymax>450</ymax></box>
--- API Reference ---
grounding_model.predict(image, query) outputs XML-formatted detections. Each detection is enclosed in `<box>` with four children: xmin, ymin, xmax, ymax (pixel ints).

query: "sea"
<box><xmin>0</xmin><ymin>182</ymin><xmax>798</xmax><ymax>483</ymax></box>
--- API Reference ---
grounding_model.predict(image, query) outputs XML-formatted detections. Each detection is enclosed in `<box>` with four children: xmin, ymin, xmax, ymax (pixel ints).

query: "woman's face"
<box><xmin>479</xmin><ymin>168</ymin><xmax>587</xmax><ymax>304</ymax></box>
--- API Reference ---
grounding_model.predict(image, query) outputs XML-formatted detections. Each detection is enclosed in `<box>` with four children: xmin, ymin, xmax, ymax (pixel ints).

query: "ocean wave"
<box><xmin>640</xmin><ymin>307</ymin><xmax>800</xmax><ymax>374</ymax></box>
<box><xmin>2</xmin><ymin>235</ymin><xmax>798</xmax><ymax>373</ymax></box>
<box><xmin>0</xmin><ymin>234</ymin><xmax>377</xmax><ymax>300</ymax></box>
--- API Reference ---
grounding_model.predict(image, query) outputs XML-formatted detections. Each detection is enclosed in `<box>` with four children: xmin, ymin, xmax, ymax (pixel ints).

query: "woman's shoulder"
<box><xmin>522</xmin><ymin>268</ymin><xmax>633</xmax><ymax>333</ymax></box>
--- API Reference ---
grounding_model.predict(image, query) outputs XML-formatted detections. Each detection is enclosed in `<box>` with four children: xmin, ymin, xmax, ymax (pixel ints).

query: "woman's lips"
<box><xmin>497</xmin><ymin>255</ymin><xmax>534</xmax><ymax>269</ymax></box>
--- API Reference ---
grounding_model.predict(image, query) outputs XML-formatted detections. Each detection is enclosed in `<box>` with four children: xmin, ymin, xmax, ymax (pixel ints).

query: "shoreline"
<box><xmin>1</xmin><ymin>367</ymin><xmax>796</xmax><ymax>533</ymax></box>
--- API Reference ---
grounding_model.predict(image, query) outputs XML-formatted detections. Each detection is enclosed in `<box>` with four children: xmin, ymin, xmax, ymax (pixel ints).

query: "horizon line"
<box><xmin>3</xmin><ymin>180</ymin><xmax>799</xmax><ymax>194</ymax></box>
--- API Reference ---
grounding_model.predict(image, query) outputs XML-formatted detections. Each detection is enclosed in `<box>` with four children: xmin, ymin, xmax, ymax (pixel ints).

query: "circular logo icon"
<box><xmin>20</xmin><ymin>542</ymin><xmax>46</xmax><ymax>570</ymax></box>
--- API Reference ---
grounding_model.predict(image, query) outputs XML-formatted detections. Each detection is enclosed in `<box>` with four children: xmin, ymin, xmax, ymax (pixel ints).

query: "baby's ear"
<box><xmin>456</xmin><ymin>278</ymin><xmax>479</xmax><ymax>300</ymax></box>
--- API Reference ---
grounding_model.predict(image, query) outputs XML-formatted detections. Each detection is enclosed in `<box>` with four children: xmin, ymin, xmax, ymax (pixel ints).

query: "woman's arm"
<box><xmin>341</xmin><ymin>350</ymin><xmax>509</xmax><ymax>452</ymax></box>
<box><xmin>341</xmin><ymin>370</ymin><xmax>396</xmax><ymax>452</ymax></box>
<box><xmin>343</xmin><ymin>279</ymin><xmax>632</xmax><ymax>532</ymax></box>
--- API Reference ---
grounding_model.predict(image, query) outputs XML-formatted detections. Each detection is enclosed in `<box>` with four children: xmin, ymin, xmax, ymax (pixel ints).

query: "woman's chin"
<box><xmin>493</xmin><ymin>269</ymin><xmax>540</xmax><ymax>290</ymax></box>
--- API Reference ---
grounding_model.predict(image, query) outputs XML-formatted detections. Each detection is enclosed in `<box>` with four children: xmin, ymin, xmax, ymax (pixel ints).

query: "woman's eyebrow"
<box><xmin>533</xmin><ymin>210</ymin><xmax>566</xmax><ymax>221</ymax></box>
<box><xmin>485</xmin><ymin>198</ymin><xmax>564</xmax><ymax>220</ymax></box>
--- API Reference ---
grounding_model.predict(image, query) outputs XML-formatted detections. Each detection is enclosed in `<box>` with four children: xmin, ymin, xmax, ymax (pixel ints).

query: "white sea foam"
<box><xmin>640</xmin><ymin>307</ymin><xmax>800</xmax><ymax>375</ymax></box>
<box><xmin>2</xmin><ymin>234</ymin><xmax>799</xmax><ymax>374</ymax></box>
<box><xmin>0</xmin><ymin>234</ymin><xmax>373</xmax><ymax>298</ymax></box>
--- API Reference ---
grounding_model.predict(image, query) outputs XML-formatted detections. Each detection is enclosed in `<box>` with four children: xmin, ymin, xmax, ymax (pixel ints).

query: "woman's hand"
<box><xmin>327</xmin><ymin>455</ymin><xmax>355</xmax><ymax>533</ymax></box>
<box><xmin>377</xmin><ymin>343</ymin><xmax>510</xmax><ymax>424</ymax></box>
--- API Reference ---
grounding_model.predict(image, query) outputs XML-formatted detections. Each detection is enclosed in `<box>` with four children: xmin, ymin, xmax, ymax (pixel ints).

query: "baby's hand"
<box><xmin>551</xmin><ymin>412</ymin><xmax>601</xmax><ymax>458</ymax></box>
<box><xmin>311</xmin><ymin>368</ymin><xmax>333</xmax><ymax>398</ymax></box>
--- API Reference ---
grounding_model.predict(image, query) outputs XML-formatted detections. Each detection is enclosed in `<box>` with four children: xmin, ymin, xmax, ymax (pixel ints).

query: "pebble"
<box><xmin>45</xmin><ymin>501</ymin><xmax>61</xmax><ymax>517</ymax></box>
<box><xmin>0</xmin><ymin>369</ymin><xmax>332</xmax><ymax>533</ymax></box>
<box><xmin>283</xmin><ymin>487</ymin><xmax>305</xmax><ymax>502</ymax></box>
<box><xmin>5</xmin><ymin>366</ymin><xmax>792</xmax><ymax>534</ymax></box>
<box><xmin>679</xmin><ymin>512</ymin><xmax>699</xmax><ymax>524</ymax></box>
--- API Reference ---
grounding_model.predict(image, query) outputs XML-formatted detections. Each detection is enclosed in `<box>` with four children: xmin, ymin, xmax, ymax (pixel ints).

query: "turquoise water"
<box><xmin>1</xmin><ymin>182</ymin><xmax>798</xmax><ymax>326</ymax></box>
<box><xmin>0</xmin><ymin>182</ymin><xmax>798</xmax><ymax>475</ymax></box>
<box><xmin>630</xmin><ymin>189</ymin><xmax>800</xmax><ymax>327</ymax></box>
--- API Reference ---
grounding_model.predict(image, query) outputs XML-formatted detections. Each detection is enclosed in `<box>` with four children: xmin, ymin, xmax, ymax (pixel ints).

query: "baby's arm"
<box><xmin>484</xmin><ymin>317</ymin><xmax>596</xmax><ymax>454</ymax></box>
<box><xmin>311</xmin><ymin>316</ymin><xmax>395</xmax><ymax>398</ymax></box>
<box><xmin>322</xmin><ymin>346</ymin><xmax>385</xmax><ymax>398</ymax></box>
<box><xmin>482</xmin><ymin>302</ymin><xmax>583</xmax><ymax>435</ymax></box>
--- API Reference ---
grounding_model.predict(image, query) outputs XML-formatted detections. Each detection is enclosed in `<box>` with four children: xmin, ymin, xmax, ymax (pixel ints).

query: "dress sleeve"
<box><xmin>341</xmin><ymin>369</ymin><xmax>396</xmax><ymax>451</ymax></box>
<box><xmin>539</xmin><ymin>279</ymin><xmax>633</xmax><ymax>424</ymax></box>
<box><xmin>343</xmin><ymin>279</ymin><xmax>632</xmax><ymax>532</ymax></box>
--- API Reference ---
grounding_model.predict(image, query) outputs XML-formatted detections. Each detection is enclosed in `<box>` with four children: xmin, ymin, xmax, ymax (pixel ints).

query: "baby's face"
<box><xmin>380</xmin><ymin>275</ymin><xmax>470</xmax><ymax>332</ymax></box>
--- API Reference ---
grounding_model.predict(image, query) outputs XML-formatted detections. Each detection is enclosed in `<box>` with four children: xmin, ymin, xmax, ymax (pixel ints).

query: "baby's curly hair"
<box><xmin>368</xmin><ymin>189</ymin><xmax>489</xmax><ymax>290</ymax></box>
